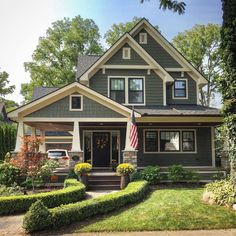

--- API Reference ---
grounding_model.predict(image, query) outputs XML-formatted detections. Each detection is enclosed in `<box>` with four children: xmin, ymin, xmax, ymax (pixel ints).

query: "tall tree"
<box><xmin>104</xmin><ymin>17</ymin><xmax>142</xmax><ymax>47</ymax></box>
<box><xmin>140</xmin><ymin>0</ymin><xmax>186</xmax><ymax>15</ymax></box>
<box><xmin>0</xmin><ymin>70</ymin><xmax>15</xmax><ymax>98</ymax></box>
<box><xmin>172</xmin><ymin>24</ymin><xmax>221</xmax><ymax>107</ymax></box>
<box><xmin>104</xmin><ymin>17</ymin><xmax>159</xmax><ymax>47</ymax></box>
<box><xmin>22</xmin><ymin>16</ymin><xmax>103</xmax><ymax>102</ymax></box>
<box><xmin>217</xmin><ymin>0</ymin><xmax>236</xmax><ymax>184</ymax></box>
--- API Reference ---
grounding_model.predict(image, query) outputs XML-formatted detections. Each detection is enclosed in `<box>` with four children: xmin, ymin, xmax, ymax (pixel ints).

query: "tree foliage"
<box><xmin>104</xmin><ymin>17</ymin><xmax>142</xmax><ymax>47</ymax></box>
<box><xmin>0</xmin><ymin>70</ymin><xmax>15</xmax><ymax>98</ymax></box>
<box><xmin>22</xmin><ymin>16</ymin><xmax>103</xmax><ymax>102</ymax></box>
<box><xmin>0</xmin><ymin>124</ymin><xmax>16</xmax><ymax>161</ymax></box>
<box><xmin>140</xmin><ymin>0</ymin><xmax>186</xmax><ymax>15</ymax></box>
<box><xmin>172</xmin><ymin>24</ymin><xmax>221</xmax><ymax>106</ymax></box>
<box><xmin>217</xmin><ymin>0</ymin><xmax>236</xmax><ymax>184</ymax></box>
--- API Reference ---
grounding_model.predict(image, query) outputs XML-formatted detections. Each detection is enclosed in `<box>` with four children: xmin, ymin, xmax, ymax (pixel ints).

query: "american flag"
<box><xmin>129</xmin><ymin>109</ymin><xmax>138</xmax><ymax>149</ymax></box>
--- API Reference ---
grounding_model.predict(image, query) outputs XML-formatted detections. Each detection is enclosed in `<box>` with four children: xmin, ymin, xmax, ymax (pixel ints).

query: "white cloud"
<box><xmin>0</xmin><ymin>0</ymin><xmax>62</xmax><ymax>103</ymax></box>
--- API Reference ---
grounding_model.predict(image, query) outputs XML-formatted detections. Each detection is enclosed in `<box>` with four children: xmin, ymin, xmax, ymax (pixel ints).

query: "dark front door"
<box><xmin>93</xmin><ymin>132</ymin><xmax>110</xmax><ymax>167</ymax></box>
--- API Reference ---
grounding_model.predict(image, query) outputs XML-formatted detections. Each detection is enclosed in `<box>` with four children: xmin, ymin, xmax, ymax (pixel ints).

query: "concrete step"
<box><xmin>88</xmin><ymin>180</ymin><xmax>120</xmax><ymax>185</ymax></box>
<box><xmin>88</xmin><ymin>185</ymin><xmax>120</xmax><ymax>190</ymax></box>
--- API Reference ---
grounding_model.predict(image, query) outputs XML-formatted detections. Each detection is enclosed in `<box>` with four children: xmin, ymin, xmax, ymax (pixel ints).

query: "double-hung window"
<box><xmin>173</xmin><ymin>79</ymin><xmax>187</xmax><ymax>98</ymax></box>
<box><xmin>110</xmin><ymin>78</ymin><xmax>125</xmax><ymax>103</ymax></box>
<box><xmin>145</xmin><ymin>131</ymin><xmax>158</xmax><ymax>152</ymax></box>
<box><xmin>160</xmin><ymin>131</ymin><xmax>180</xmax><ymax>152</ymax></box>
<box><xmin>128</xmin><ymin>78</ymin><xmax>144</xmax><ymax>104</ymax></box>
<box><xmin>109</xmin><ymin>77</ymin><xmax>144</xmax><ymax>105</ymax></box>
<box><xmin>182</xmin><ymin>131</ymin><xmax>195</xmax><ymax>152</ymax></box>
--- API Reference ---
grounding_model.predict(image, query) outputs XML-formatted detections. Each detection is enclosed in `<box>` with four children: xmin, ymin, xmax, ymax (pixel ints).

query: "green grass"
<box><xmin>76</xmin><ymin>188</ymin><xmax>236</xmax><ymax>232</ymax></box>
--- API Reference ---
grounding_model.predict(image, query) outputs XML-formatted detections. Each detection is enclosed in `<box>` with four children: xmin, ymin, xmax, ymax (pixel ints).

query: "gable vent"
<box><xmin>139</xmin><ymin>32</ymin><xmax>147</xmax><ymax>44</ymax></box>
<box><xmin>122</xmin><ymin>47</ymin><xmax>131</xmax><ymax>59</ymax></box>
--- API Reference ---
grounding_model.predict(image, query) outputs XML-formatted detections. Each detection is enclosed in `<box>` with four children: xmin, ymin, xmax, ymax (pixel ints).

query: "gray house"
<box><xmin>8</xmin><ymin>19</ymin><xmax>222</xmax><ymax>179</ymax></box>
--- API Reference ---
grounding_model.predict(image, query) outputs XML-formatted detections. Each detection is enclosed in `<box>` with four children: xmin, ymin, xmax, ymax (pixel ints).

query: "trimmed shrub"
<box><xmin>23</xmin><ymin>200</ymin><xmax>52</xmax><ymax>232</ymax></box>
<box><xmin>116</xmin><ymin>163</ymin><xmax>135</xmax><ymax>175</ymax></box>
<box><xmin>0</xmin><ymin>162</ymin><xmax>21</xmax><ymax>186</ymax></box>
<box><xmin>0</xmin><ymin>178</ymin><xmax>85</xmax><ymax>214</ymax></box>
<box><xmin>167</xmin><ymin>165</ymin><xmax>200</xmax><ymax>183</ymax></box>
<box><xmin>141</xmin><ymin>166</ymin><xmax>161</xmax><ymax>184</ymax></box>
<box><xmin>130</xmin><ymin>171</ymin><xmax>143</xmax><ymax>182</ymax></box>
<box><xmin>24</xmin><ymin>180</ymin><xmax>149</xmax><ymax>232</ymax></box>
<box><xmin>205</xmin><ymin>179</ymin><xmax>236</xmax><ymax>207</ymax></box>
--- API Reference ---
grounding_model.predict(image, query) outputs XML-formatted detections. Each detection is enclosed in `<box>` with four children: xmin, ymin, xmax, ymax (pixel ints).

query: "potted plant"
<box><xmin>74</xmin><ymin>163</ymin><xmax>92</xmax><ymax>188</ymax></box>
<box><xmin>116</xmin><ymin>163</ymin><xmax>135</xmax><ymax>189</ymax></box>
<box><xmin>111</xmin><ymin>159</ymin><xmax>118</xmax><ymax>171</ymax></box>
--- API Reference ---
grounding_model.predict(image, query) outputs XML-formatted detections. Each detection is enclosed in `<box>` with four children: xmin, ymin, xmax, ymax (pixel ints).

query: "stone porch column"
<box><xmin>69</xmin><ymin>120</ymin><xmax>83</xmax><ymax>163</ymax></box>
<box><xmin>39</xmin><ymin>130</ymin><xmax>46</xmax><ymax>153</ymax></box>
<box><xmin>14</xmin><ymin>120</ymin><xmax>24</xmax><ymax>152</ymax></box>
<box><xmin>122</xmin><ymin>119</ymin><xmax>138</xmax><ymax>168</ymax></box>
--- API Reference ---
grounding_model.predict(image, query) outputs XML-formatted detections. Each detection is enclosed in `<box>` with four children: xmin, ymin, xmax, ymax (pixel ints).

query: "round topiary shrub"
<box><xmin>23</xmin><ymin>200</ymin><xmax>52</xmax><ymax>233</ymax></box>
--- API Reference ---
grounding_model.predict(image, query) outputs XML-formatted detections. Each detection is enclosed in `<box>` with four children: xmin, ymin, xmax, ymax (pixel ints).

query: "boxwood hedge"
<box><xmin>23</xmin><ymin>180</ymin><xmax>149</xmax><ymax>233</ymax></box>
<box><xmin>0</xmin><ymin>178</ymin><xmax>85</xmax><ymax>214</ymax></box>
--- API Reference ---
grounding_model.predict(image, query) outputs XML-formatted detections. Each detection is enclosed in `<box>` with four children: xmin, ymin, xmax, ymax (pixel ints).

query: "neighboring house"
<box><xmin>8</xmin><ymin>19</ymin><xmax>222</xmax><ymax>175</ymax></box>
<box><xmin>0</xmin><ymin>102</ymin><xmax>10</xmax><ymax>123</ymax></box>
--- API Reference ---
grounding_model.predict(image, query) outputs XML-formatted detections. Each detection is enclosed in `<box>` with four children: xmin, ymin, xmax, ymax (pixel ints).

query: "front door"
<box><xmin>93</xmin><ymin>132</ymin><xmax>110</xmax><ymax>167</ymax></box>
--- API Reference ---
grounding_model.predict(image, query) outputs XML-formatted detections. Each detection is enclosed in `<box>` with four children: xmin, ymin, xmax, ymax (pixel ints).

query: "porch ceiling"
<box><xmin>25</xmin><ymin>122</ymin><xmax>74</xmax><ymax>131</ymax></box>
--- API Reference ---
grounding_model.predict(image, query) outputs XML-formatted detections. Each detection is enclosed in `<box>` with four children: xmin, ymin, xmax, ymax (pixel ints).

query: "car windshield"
<box><xmin>48</xmin><ymin>151</ymin><xmax>67</xmax><ymax>157</ymax></box>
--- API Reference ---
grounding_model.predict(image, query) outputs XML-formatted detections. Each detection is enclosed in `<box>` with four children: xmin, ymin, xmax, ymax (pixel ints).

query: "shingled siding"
<box><xmin>26</xmin><ymin>95</ymin><xmax>124</xmax><ymax>118</ymax></box>
<box><xmin>105</xmin><ymin>43</ymin><xmax>148</xmax><ymax>65</ymax></box>
<box><xmin>134</xmin><ymin>29</ymin><xmax>181</xmax><ymax>68</ymax></box>
<box><xmin>166</xmin><ymin>72</ymin><xmax>197</xmax><ymax>105</ymax></box>
<box><xmin>137</xmin><ymin>127</ymin><xmax>213</xmax><ymax>167</ymax></box>
<box><xmin>90</xmin><ymin>69</ymin><xmax>164</xmax><ymax>105</ymax></box>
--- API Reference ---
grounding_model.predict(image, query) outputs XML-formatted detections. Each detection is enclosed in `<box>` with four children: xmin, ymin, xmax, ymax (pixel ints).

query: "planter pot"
<box><xmin>79</xmin><ymin>174</ymin><xmax>88</xmax><ymax>188</ymax></box>
<box><xmin>120</xmin><ymin>175</ymin><xmax>130</xmax><ymax>189</ymax></box>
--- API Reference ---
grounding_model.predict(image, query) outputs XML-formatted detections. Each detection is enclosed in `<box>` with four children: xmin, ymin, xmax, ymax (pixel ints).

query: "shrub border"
<box><xmin>0</xmin><ymin>178</ymin><xmax>85</xmax><ymax>214</ymax></box>
<box><xmin>23</xmin><ymin>180</ymin><xmax>149</xmax><ymax>232</ymax></box>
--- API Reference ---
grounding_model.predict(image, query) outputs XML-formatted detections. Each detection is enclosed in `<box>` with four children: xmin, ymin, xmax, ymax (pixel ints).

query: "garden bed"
<box><xmin>0</xmin><ymin>179</ymin><xmax>85</xmax><ymax>214</ymax></box>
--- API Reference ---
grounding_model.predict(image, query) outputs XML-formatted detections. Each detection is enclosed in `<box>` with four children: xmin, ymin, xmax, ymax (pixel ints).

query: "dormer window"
<box><xmin>122</xmin><ymin>47</ymin><xmax>131</xmax><ymax>59</ymax></box>
<box><xmin>139</xmin><ymin>33</ymin><xmax>147</xmax><ymax>44</ymax></box>
<box><xmin>70</xmin><ymin>95</ymin><xmax>83</xmax><ymax>111</ymax></box>
<box><xmin>173</xmin><ymin>79</ymin><xmax>188</xmax><ymax>99</ymax></box>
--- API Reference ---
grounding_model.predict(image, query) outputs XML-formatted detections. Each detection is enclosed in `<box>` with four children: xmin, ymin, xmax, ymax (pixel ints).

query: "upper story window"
<box><xmin>122</xmin><ymin>47</ymin><xmax>131</xmax><ymax>59</ymax></box>
<box><xmin>128</xmin><ymin>78</ymin><xmax>144</xmax><ymax>104</ymax></box>
<box><xmin>173</xmin><ymin>79</ymin><xmax>188</xmax><ymax>99</ymax></box>
<box><xmin>110</xmin><ymin>78</ymin><xmax>125</xmax><ymax>103</ymax></box>
<box><xmin>139</xmin><ymin>33</ymin><xmax>147</xmax><ymax>44</ymax></box>
<box><xmin>109</xmin><ymin>77</ymin><xmax>145</xmax><ymax>105</ymax></box>
<box><xmin>70</xmin><ymin>95</ymin><xmax>83</xmax><ymax>111</ymax></box>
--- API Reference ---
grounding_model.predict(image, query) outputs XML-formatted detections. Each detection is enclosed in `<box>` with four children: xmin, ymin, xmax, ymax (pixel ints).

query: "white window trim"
<box><xmin>172</xmin><ymin>78</ymin><xmax>188</xmax><ymax>99</ymax></box>
<box><xmin>69</xmin><ymin>94</ymin><xmax>83</xmax><ymax>111</ymax></box>
<box><xmin>139</xmin><ymin>32</ymin><xmax>147</xmax><ymax>44</ymax></box>
<box><xmin>108</xmin><ymin>76</ymin><xmax>146</xmax><ymax>106</ymax></box>
<box><xmin>143</xmin><ymin>129</ymin><xmax>197</xmax><ymax>154</ymax></box>
<box><xmin>122</xmin><ymin>47</ymin><xmax>131</xmax><ymax>59</ymax></box>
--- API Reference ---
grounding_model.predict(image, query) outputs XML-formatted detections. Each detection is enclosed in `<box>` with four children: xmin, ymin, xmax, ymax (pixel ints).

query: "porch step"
<box><xmin>88</xmin><ymin>174</ymin><xmax>121</xmax><ymax>190</ymax></box>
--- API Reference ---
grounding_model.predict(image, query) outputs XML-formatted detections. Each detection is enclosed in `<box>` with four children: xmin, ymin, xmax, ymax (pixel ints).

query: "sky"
<box><xmin>0</xmin><ymin>0</ymin><xmax>222</xmax><ymax>104</ymax></box>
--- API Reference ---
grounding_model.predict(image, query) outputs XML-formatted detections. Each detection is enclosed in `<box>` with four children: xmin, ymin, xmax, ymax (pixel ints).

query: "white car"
<box><xmin>47</xmin><ymin>149</ymin><xmax>70</xmax><ymax>167</ymax></box>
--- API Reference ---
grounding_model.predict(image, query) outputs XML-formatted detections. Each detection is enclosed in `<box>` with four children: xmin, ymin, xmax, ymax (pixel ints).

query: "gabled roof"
<box><xmin>79</xmin><ymin>33</ymin><xmax>174</xmax><ymax>84</ymax></box>
<box><xmin>8</xmin><ymin>82</ymin><xmax>141</xmax><ymax>120</ymax></box>
<box><xmin>32</xmin><ymin>87</ymin><xmax>58</xmax><ymax>101</ymax></box>
<box><xmin>76</xmin><ymin>55</ymin><xmax>100</xmax><ymax>78</ymax></box>
<box><xmin>129</xmin><ymin>18</ymin><xmax>208</xmax><ymax>85</ymax></box>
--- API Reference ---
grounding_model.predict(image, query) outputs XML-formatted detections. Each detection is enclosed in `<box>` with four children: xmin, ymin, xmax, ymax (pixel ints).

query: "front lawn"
<box><xmin>76</xmin><ymin>188</ymin><xmax>236</xmax><ymax>232</ymax></box>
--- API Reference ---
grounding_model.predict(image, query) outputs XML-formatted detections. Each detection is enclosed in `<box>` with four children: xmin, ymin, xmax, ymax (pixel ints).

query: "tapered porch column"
<box><xmin>39</xmin><ymin>130</ymin><xmax>46</xmax><ymax>153</ymax></box>
<box><xmin>71</xmin><ymin>121</ymin><xmax>81</xmax><ymax>152</ymax></box>
<box><xmin>31</xmin><ymin>127</ymin><xmax>36</xmax><ymax>137</ymax></box>
<box><xmin>15</xmin><ymin>120</ymin><xmax>24</xmax><ymax>152</ymax></box>
<box><xmin>123</xmin><ymin>119</ymin><xmax>138</xmax><ymax>168</ymax></box>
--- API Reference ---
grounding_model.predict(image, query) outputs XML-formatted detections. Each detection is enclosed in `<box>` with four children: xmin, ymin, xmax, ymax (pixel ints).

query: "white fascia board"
<box><xmin>129</xmin><ymin>19</ymin><xmax>208</xmax><ymax>85</ymax></box>
<box><xmin>8</xmin><ymin>82</ymin><xmax>141</xmax><ymax>119</ymax></box>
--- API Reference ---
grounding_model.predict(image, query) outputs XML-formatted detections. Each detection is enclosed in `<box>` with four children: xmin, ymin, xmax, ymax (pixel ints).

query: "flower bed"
<box><xmin>23</xmin><ymin>180</ymin><xmax>149</xmax><ymax>233</ymax></box>
<box><xmin>0</xmin><ymin>179</ymin><xmax>85</xmax><ymax>214</ymax></box>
